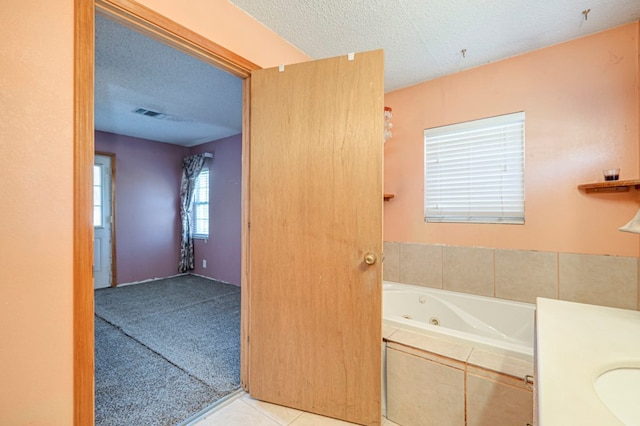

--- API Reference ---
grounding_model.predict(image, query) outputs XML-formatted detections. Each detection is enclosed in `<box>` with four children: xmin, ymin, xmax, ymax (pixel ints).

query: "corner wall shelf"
<box><xmin>577</xmin><ymin>179</ymin><xmax>640</xmax><ymax>193</ymax></box>
<box><xmin>384</xmin><ymin>194</ymin><xmax>395</xmax><ymax>201</ymax></box>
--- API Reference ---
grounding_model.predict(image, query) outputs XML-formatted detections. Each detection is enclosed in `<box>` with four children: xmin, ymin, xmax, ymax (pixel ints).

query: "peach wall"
<box><xmin>0</xmin><ymin>1</ymin><xmax>308</xmax><ymax>424</ymax></box>
<box><xmin>137</xmin><ymin>0</ymin><xmax>311</xmax><ymax>68</ymax></box>
<box><xmin>384</xmin><ymin>22</ymin><xmax>640</xmax><ymax>257</ymax></box>
<box><xmin>0</xmin><ymin>1</ymin><xmax>75</xmax><ymax>424</ymax></box>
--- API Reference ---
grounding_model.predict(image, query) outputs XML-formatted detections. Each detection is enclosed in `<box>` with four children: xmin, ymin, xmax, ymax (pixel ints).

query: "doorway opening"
<box><xmin>75</xmin><ymin>2</ymin><xmax>257</xmax><ymax>423</ymax></box>
<box><xmin>93</xmin><ymin>11</ymin><xmax>245</xmax><ymax>424</ymax></box>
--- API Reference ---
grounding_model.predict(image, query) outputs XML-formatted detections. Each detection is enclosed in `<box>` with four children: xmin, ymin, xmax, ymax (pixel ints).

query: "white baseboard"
<box><xmin>189</xmin><ymin>273</ymin><xmax>239</xmax><ymax>287</ymax></box>
<box><xmin>115</xmin><ymin>273</ymin><xmax>189</xmax><ymax>287</ymax></box>
<box><xmin>115</xmin><ymin>272</ymin><xmax>239</xmax><ymax>288</ymax></box>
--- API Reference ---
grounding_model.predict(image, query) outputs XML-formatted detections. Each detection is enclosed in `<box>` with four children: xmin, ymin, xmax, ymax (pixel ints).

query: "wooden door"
<box><xmin>248</xmin><ymin>50</ymin><xmax>384</xmax><ymax>425</ymax></box>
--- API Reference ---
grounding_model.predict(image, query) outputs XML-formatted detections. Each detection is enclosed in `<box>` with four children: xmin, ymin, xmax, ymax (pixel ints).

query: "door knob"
<box><xmin>364</xmin><ymin>253</ymin><xmax>377</xmax><ymax>265</ymax></box>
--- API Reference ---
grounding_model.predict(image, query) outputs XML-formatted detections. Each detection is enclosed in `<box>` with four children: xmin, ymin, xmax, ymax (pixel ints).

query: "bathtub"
<box><xmin>383</xmin><ymin>281</ymin><xmax>535</xmax><ymax>359</ymax></box>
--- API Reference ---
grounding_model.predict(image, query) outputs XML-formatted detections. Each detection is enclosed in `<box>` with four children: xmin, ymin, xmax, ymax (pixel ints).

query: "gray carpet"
<box><xmin>95</xmin><ymin>275</ymin><xmax>241</xmax><ymax>425</ymax></box>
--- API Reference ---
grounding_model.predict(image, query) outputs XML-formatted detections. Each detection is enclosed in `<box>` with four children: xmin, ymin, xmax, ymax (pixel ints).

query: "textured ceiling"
<box><xmin>231</xmin><ymin>0</ymin><xmax>640</xmax><ymax>91</ymax></box>
<box><xmin>95</xmin><ymin>14</ymin><xmax>243</xmax><ymax>146</ymax></box>
<box><xmin>96</xmin><ymin>2</ymin><xmax>640</xmax><ymax>146</ymax></box>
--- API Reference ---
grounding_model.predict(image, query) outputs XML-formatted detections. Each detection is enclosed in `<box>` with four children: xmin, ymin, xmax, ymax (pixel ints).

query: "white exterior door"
<box><xmin>94</xmin><ymin>154</ymin><xmax>112</xmax><ymax>289</ymax></box>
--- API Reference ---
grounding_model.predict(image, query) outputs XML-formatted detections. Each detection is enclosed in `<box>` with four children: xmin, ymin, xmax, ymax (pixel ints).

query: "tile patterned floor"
<box><xmin>193</xmin><ymin>392</ymin><xmax>399</xmax><ymax>426</ymax></box>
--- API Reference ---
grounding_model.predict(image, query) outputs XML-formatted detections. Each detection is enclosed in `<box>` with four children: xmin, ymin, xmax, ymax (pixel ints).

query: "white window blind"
<box><xmin>193</xmin><ymin>168</ymin><xmax>209</xmax><ymax>237</ymax></box>
<box><xmin>424</xmin><ymin>112</ymin><xmax>525</xmax><ymax>224</ymax></box>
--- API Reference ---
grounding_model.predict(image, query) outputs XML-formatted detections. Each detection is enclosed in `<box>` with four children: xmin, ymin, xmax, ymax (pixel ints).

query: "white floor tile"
<box><xmin>240</xmin><ymin>394</ymin><xmax>304</xmax><ymax>425</ymax></box>
<box><xmin>196</xmin><ymin>399</ymin><xmax>280</xmax><ymax>426</ymax></box>
<box><xmin>194</xmin><ymin>391</ymin><xmax>392</xmax><ymax>426</ymax></box>
<box><xmin>290</xmin><ymin>412</ymin><xmax>360</xmax><ymax>426</ymax></box>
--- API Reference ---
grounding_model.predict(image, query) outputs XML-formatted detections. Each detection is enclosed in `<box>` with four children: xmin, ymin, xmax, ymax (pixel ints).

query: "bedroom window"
<box><xmin>193</xmin><ymin>168</ymin><xmax>209</xmax><ymax>238</ymax></box>
<box><xmin>424</xmin><ymin>112</ymin><xmax>525</xmax><ymax>224</ymax></box>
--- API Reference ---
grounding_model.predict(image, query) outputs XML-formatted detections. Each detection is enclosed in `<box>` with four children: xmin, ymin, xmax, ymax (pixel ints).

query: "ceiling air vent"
<box><xmin>132</xmin><ymin>108</ymin><xmax>167</xmax><ymax>119</ymax></box>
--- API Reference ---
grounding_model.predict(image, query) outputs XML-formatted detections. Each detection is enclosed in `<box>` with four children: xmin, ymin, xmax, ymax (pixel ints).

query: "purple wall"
<box><xmin>190</xmin><ymin>135</ymin><xmax>242</xmax><ymax>285</ymax></box>
<box><xmin>95</xmin><ymin>131</ymin><xmax>188</xmax><ymax>284</ymax></box>
<box><xmin>95</xmin><ymin>131</ymin><xmax>242</xmax><ymax>286</ymax></box>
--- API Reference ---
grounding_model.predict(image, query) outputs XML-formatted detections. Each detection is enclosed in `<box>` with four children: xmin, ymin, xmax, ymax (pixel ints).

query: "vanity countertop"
<box><xmin>536</xmin><ymin>298</ymin><xmax>640</xmax><ymax>425</ymax></box>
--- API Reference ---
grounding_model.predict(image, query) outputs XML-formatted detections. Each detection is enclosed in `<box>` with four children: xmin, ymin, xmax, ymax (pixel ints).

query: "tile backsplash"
<box><xmin>495</xmin><ymin>249</ymin><xmax>558</xmax><ymax>303</ymax></box>
<box><xmin>398</xmin><ymin>243</ymin><xmax>442</xmax><ymax>288</ymax></box>
<box><xmin>443</xmin><ymin>246</ymin><xmax>494</xmax><ymax>297</ymax></box>
<box><xmin>383</xmin><ymin>241</ymin><xmax>639</xmax><ymax>310</ymax></box>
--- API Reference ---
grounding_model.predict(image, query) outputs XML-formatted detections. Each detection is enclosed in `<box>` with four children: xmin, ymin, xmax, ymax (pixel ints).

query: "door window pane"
<box><xmin>94</xmin><ymin>165</ymin><xmax>103</xmax><ymax>227</ymax></box>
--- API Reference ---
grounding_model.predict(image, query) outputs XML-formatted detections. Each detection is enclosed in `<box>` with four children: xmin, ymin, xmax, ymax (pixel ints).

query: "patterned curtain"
<box><xmin>178</xmin><ymin>154</ymin><xmax>207</xmax><ymax>273</ymax></box>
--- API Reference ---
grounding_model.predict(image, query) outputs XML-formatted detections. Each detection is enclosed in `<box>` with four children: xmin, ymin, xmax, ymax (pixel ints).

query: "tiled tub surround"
<box><xmin>383</xmin><ymin>326</ymin><xmax>534</xmax><ymax>426</ymax></box>
<box><xmin>382</xmin><ymin>283</ymin><xmax>535</xmax><ymax>425</ymax></box>
<box><xmin>383</xmin><ymin>241</ymin><xmax>640</xmax><ymax>310</ymax></box>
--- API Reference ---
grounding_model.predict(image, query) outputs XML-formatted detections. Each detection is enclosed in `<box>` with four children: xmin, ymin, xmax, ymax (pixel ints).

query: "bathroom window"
<box><xmin>424</xmin><ymin>112</ymin><xmax>525</xmax><ymax>224</ymax></box>
<box><xmin>193</xmin><ymin>168</ymin><xmax>209</xmax><ymax>238</ymax></box>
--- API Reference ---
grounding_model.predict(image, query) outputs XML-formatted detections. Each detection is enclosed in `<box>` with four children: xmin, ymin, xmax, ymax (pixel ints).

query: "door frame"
<box><xmin>94</xmin><ymin>151</ymin><xmax>117</xmax><ymax>288</ymax></box>
<box><xmin>74</xmin><ymin>0</ymin><xmax>259</xmax><ymax>422</ymax></box>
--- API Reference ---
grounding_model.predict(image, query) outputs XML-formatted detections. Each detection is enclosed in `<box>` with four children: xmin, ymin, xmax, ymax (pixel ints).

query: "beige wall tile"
<box><xmin>398</xmin><ymin>243</ymin><xmax>443</xmax><ymax>288</ymax></box>
<box><xmin>443</xmin><ymin>246</ymin><xmax>494</xmax><ymax>297</ymax></box>
<box><xmin>466</xmin><ymin>365</ymin><xmax>534</xmax><ymax>392</ymax></box>
<box><xmin>466</xmin><ymin>373</ymin><xmax>533</xmax><ymax>426</ymax></box>
<box><xmin>383</xmin><ymin>241</ymin><xmax>400</xmax><ymax>282</ymax></box>
<box><xmin>386</xmin><ymin>348</ymin><xmax>465</xmax><ymax>426</ymax></box>
<box><xmin>382</xmin><ymin>324</ymin><xmax>398</xmax><ymax>340</ymax></box>
<box><xmin>467</xmin><ymin>348</ymin><xmax>533</xmax><ymax>380</ymax></box>
<box><xmin>495</xmin><ymin>250</ymin><xmax>558</xmax><ymax>304</ymax></box>
<box><xmin>559</xmin><ymin>253</ymin><xmax>638</xmax><ymax>310</ymax></box>
<box><xmin>386</xmin><ymin>330</ymin><xmax>472</xmax><ymax>364</ymax></box>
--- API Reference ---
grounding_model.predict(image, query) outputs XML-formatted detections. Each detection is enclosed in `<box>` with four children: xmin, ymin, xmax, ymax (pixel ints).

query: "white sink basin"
<box><xmin>594</xmin><ymin>367</ymin><xmax>640</xmax><ymax>425</ymax></box>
